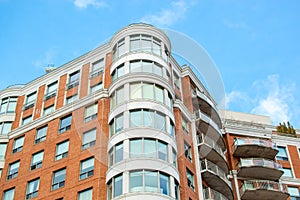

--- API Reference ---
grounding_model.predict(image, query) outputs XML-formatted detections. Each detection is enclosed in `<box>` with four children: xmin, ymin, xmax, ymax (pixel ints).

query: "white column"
<box><xmin>232</xmin><ymin>170</ymin><xmax>241</xmax><ymax>200</ymax></box>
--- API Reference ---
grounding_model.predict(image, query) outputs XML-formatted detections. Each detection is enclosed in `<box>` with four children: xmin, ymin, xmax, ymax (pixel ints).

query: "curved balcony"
<box><xmin>240</xmin><ymin>180</ymin><xmax>289</xmax><ymax>200</ymax></box>
<box><xmin>237</xmin><ymin>158</ymin><xmax>283</xmax><ymax>181</ymax></box>
<box><xmin>233</xmin><ymin>138</ymin><xmax>278</xmax><ymax>160</ymax></box>
<box><xmin>197</xmin><ymin>134</ymin><xmax>228</xmax><ymax>173</ymax></box>
<box><xmin>201</xmin><ymin>159</ymin><xmax>233</xmax><ymax>200</ymax></box>
<box><xmin>203</xmin><ymin>187</ymin><xmax>229</xmax><ymax>200</ymax></box>
<box><xmin>195</xmin><ymin>112</ymin><xmax>225</xmax><ymax>150</ymax></box>
<box><xmin>192</xmin><ymin>91</ymin><xmax>222</xmax><ymax>128</ymax></box>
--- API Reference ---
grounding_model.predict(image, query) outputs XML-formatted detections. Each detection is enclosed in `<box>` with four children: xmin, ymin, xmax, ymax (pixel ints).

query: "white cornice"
<box><xmin>8</xmin><ymin>90</ymin><xmax>109</xmax><ymax>139</ymax></box>
<box><xmin>173</xmin><ymin>99</ymin><xmax>192</xmax><ymax>122</ymax></box>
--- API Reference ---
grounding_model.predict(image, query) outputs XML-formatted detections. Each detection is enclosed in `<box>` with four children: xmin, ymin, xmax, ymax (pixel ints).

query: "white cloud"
<box><xmin>251</xmin><ymin>74</ymin><xmax>295</xmax><ymax>125</ymax></box>
<box><xmin>73</xmin><ymin>0</ymin><xmax>107</xmax><ymax>9</ymax></box>
<box><xmin>223</xmin><ymin>19</ymin><xmax>248</xmax><ymax>30</ymax></box>
<box><xmin>140</xmin><ymin>0</ymin><xmax>191</xmax><ymax>27</ymax></box>
<box><xmin>226</xmin><ymin>74</ymin><xmax>299</xmax><ymax>126</ymax></box>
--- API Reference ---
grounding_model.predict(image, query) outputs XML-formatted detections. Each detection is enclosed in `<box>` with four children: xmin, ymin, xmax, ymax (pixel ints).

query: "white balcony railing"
<box><xmin>238</xmin><ymin>158</ymin><xmax>282</xmax><ymax>170</ymax></box>
<box><xmin>201</xmin><ymin>159</ymin><xmax>231</xmax><ymax>186</ymax></box>
<box><xmin>197</xmin><ymin>133</ymin><xmax>226</xmax><ymax>160</ymax></box>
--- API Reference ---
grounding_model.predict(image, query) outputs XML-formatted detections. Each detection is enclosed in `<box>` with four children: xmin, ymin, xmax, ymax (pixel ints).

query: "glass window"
<box><xmin>155</xmin><ymin>85</ymin><xmax>164</xmax><ymax>103</ymax></box>
<box><xmin>130</xmin><ymin>35</ymin><xmax>140</xmax><ymax>52</ymax></box>
<box><xmin>66</xmin><ymin>94</ymin><xmax>78</xmax><ymax>104</ymax></box>
<box><xmin>0</xmin><ymin>143</ymin><xmax>7</xmax><ymax>160</ymax></box>
<box><xmin>13</xmin><ymin>136</ymin><xmax>24</xmax><ymax>153</ymax></box>
<box><xmin>186</xmin><ymin>168</ymin><xmax>194</xmax><ymax>190</ymax></box>
<box><xmin>116</xmin><ymin>87</ymin><xmax>124</xmax><ymax>105</ymax></box>
<box><xmin>1</xmin><ymin>122</ymin><xmax>12</xmax><ymax>135</ymax></box>
<box><xmin>172</xmin><ymin>149</ymin><xmax>177</xmax><ymax>167</ymax></box>
<box><xmin>142</xmin><ymin>60</ymin><xmax>152</xmax><ymax>73</ymax></box>
<box><xmin>0</xmin><ymin>97</ymin><xmax>17</xmax><ymax>114</ymax></box>
<box><xmin>43</xmin><ymin>105</ymin><xmax>54</xmax><ymax>115</ymax></box>
<box><xmin>78</xmin><ymin>188</ymin><xmax>93</xmax><ymax>200</ymax></box>
<box><xmin>47</xmin><ymin>81</ymin><xmax>58</xmax><ymax>94</ymax></box>
<box><xmin>59</xmin><ymin>115</ymin><xmax>72</xmax><ymax>133</ymax></box>
<box><xmin>3</xmin><ymin>188</ymin><xmax>15</xmax><ymax>200</ymax></box>
<box><xmin>84</xmin><ymin>104</ymin><xmax>97</xmax><ymax>122</ymax></box>
<box><xmin>144</xmin><ymin>139</ymin><xmax>156</xmax><ymax>158</ymax></box>
<box><xmin>69</xmin><ymin>71</ymin><xmax>80</xmax><ymax>83</ymax></box>
<box><xmin>130</xmin><ymin>110</ymin><xmax>142</xmax><ymax>127</ymax></box>
<box><xmin>52</xmin><ymin>168</ymin><xmax>66</xmax><ymax>190</ymax></box>
<box><xmin>130</xmin><ymin>83</ymin><xmax>142</xmax><ymax>99</ymax></box>
<box><xmin>22</xmin><ymin>115</ymin><xmax>32</xmax><ymax>125</ymax></box>
<box><xmin>173</xmin><ymin>72</ymin><xmax>180</xmax><ymax>89</ymax></box>
<box><xmin>31</xmin><ymin>151</ymin><xmax>44</xmax><ymax>170</ymax></box>
<box><xmin>276</xmin><ymin>146</ymin><xmax>288</xmax><ymax>161</ymax></box>
<box><xmin>158</xmin><ymin>141</ymin><xmax>168</xmax><ymax>161</ymax></box>
<box><xmin>7</xmin><ymin>161</ymin><xmax>20</xmax><ymax>180</ymax></box>
<box><xmin>155</xmin><ymin>112</ymin><xmax>166</xmax><ymax>131</ymax></box>
<box><xmin>153</xmin><ymin>38</ymin><xmax>161</xmax><ymax>56</ymax></box>
<box><xmin>115</xmin><ymin>143</ymin><xmax>123</xmax><ymax>163</ymax></box>
<box><xmin>130</xmin><ymin>60</ymin><xmax>141</xmax><ymax>73</ymax></box>
<box><xmin>35</xmin><ymin>126</ymin><xmax>47</xmax><ymax>144</ymax></box>
<box><xmin>143</xmin><ymin>83</ymin><xmax>154</xmax><ymax>99</ymax></box>
<box><xmin>80</xmin><ymin>157</ymin><xmax>94</xmax><ymax>180</ymax></box>
<box><xmin>282</xmin><ymin>168</ymin><xmax>293</xmax><ymax>177</ymax></box>
<box><xmin>141</xmin><ymin>35</ymin><xmax>151</xmax><ymax>52</ymax></box>
<box><xmin>26</xmin><ymin>92</ymin><xmax>37</xmax><ymax>104</ymax></box>
<box><xmin>145</xmin><ymin>171</ymin><xmax>158</xmax><ymax>192</ymax></box>
<box><xmin>182</xmin><ymin>117</ymin><xmax>189</xmax><ymax>133</ymax></box>
<box><xmin>26</xmin><ymin>178</ymin><xmax>40</xmax><ymax>199</ymax></box>
<box><xmin>82</xmin><ymin>129</ymin><xmax>96</xmax><ymax>150</ymax></box>
<box><xmin>115</xmin><ymin>114</ymin><xmax>124</xmax><ymax>134</ymax></box>
<box><xmin>114</xmin><ymin>174</ymin><xmax>123</xmax><ymax>197</ymax></box>
<box><xmin>130</xmin><ymin>139</ymin><xmax>142</xmax><ymax>158</ymax></box>
<box><xmin>143</xmin><ymin>110</ymin><xmax>154</xmax><ymax>128</ymax></box>
<box><xmin>160</xmin><ymin>173</ymin><xmax>169</xmax><ymax>195</ymax></box>
<box><xmin>112</xmin><ymin>64</ymin><xmax>125</xmax><ymax>82</ymax></box>
<box><xmin>55</xmin><ymin>140</ymin><xmax>69</xmax><ymax>160</ymax></box>
<box><xmin>118</xmin><ymin>39</ymin><xmax>125</xmax><ymax>57</ymax></box>
<box><xmin>184</xmin><ymin>142</ymin><xmax>192</xmax><ymax>161</ymax></box>
<box><xmin>130</xmin><ymin>171</ymin><xmax>143</xmax><ymax>192</ymax></box>
<box><xmin>153</xmin><ymin>63</ymin><xmax>163</xmax><ymax>76</ymax></box>
<box><xmin>288</xmin><ymin>187</ymin><xmax>300</xmax><ymax>198</ymax></box>
<box><xmin>90</xmin><ymin>82</ymin><xmax>103</xmax><ymax>93</ymax></box>
<box><xmin>92</xmin><ymin>59</ymin><xmax>104</xmax><ymax>72</ymax></box>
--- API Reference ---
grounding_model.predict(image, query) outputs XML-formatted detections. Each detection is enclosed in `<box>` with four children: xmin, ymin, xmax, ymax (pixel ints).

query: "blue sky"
<box><xmin>0</xmin><ymin>0</ymin><xmax>300</xmax><ymax>127</ymax></box>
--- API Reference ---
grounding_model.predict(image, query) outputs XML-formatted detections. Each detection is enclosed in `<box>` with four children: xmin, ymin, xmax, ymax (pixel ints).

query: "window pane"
<box><xmin>81</xmin><ymin>158</ymin><xmax>94</xmax><ymax>173</ymax></box>
<box><xmin>158</xmin><ymin>141</ymin><xmax>168</xmax><ymax>161</ymax></box>
<box><xmin>130</xmin><ymin>83</ymin><xmax>142</xmax><ymax>99</ymax></box>
<box><xmin>142</xmin><ymin>60</ymin><xmax>152</xmax><ymax>73</ymax></box>
<box><xmin>26</xmin><ymin>179</ymin><xmax>39</xmax><ymax>197</ymax></box>
<box><xmin>130</xmin><ymin>171</ymin><xmax>143</xmax><ymax>192</ymax></box>
<box><xmin>7</xmin><ymin>98</ymin><xmax>17</xmax><ymax>113</ymax></box>
<box><xmin>153</xmin><ymin>40</ymin><xmax>161</xmax><ymax>56</ymax></box>
<box><xmin>85</xmin><ymin>104</ymin><xmax>97</xmax><ymax>117</ymax></box>
<box><xmin>53</xmin><ymin>169</ymin><xmax>66</xmax><ymax>184</ymax></box>
<box><xmin>144</xmin><ymin>139</ymin><xmax>156</xmax><ymax>158</ymax></box>
<box><xmin>47</xmin><ymin>82</ymin><xmax>58</xmax><ymax>93</ymax></box>
<box><xmin>160</xmin><ymin>173</ymin><xmax>169</xmax><ymax>195</ymax></box>
<box><xmin>2</xmin><ymin>123</ymin><xmax>12</xmax><ymax>134</ymax></box>
<box><xmin>0</xmin><ymin>143</ymin><xmax>7</xmax><ymax>160</ymax></box>
<box><xmin>14</xmin><ymin>137</ymin><xmax>24</xmax><ymax>149</ymax></box>
<box><xmin>116</xmin><ymin>87</ymin><xmax>124</xmax><ymax>105</ymax></box>
<box><xmin>0</xmin><ymin>99</ymin><xmax>8</xmax><ymax>113</ymax></box>
<box><xmin>143</xmin><ymin>110</ymin><xmax>154</xmax><ymax>127</ymax></box>
<box><xmin>141</xmin><ymin>35</ymin><xmax>151</xmax><ymax>52</ymax></box>
<box><xmin>114</xmin><ymin>175</ymin><xmax>122</xmax><ymax>197</ymax></box>
<box><xmin>3</xmin><ymin>188</ymin><xmax>15</xmax><ymax>200</ymax></box>
<box><xmin>153</xmin><ymin>63</ymin><xmax>162</xmax><ymax>76</ymax></box>
<box><xmin>83</xmin><ymin>129</ymin><xmax>96</xmax><ymax>144</ymax></box>
<box><xmin>35</xmin><ymin>126</ymin><xmax>47</xmax><ymax>142</ymax></box>
<box><xmin>155</xmin><ymin>113</ymin><xmax>166</xmax><ymax>131</ymax></box>
<box><xmin>115</xmin><ymin>143</ymin><xmax>123</xmax><ymax>163</ymax></box>
<box><xmin>92</xmin><ymin>59</ymin><xmax>104</xmax><ymax>72</ymax></box>
<box><xmin>130</xmin><ymin>110</ymin><xmax>142</xmax><ymax>127</ymax></box>
<box><xmin>27</xmin><ymin>92</ymin><xmax>37</xmax><ymax>103</ymax></box>
<box><xmin>60</xmin><ymin>115</ymin><xmax>72</xmax><ymax>132</ymax></box>
<box><xmin>155</xmin><ymin>86</ymin><xmax>164</xmax><ymax>103</ymax></box>
<box><xmin>32</xmin><ymin>151</ymin><xmax>44</xmax><ymax>165</ymax></box>
<box><xmin>78</xmin><ymin>188</ymin><xmax>92</xmax><ymax>200</ymax></box>
<box><xmin>69</xmin><ymin>71</ymin><xmax>79</xmax><ymax>83</ymax></box>
<box><xmin>145</xmin><ymin>171</ymin><xmax>158</xmax><ymax>192</ymax></box>
<box><xmin>282</xmin><ymin>168</ymin><xmax>293</xmax><ymax>177</ymax></box>
<box><xmin>143</xmin><ymin>83</ymin><xmax>154</xmax><ymax>99</ymax></box>
<box><xmin>130</xmin><ymin>60</ymin><xmax>141</xmax><ymax>73</ymax></box>
<box><xmin>130</xmin><ymin>35</ymin><xmax>140</xmax><ymax>52</ymax></box>
<box><xmin>130</xmin><ymin>139</ymin><xmax>142</xmax><ymax>158</ymax></box>
<box><xmin>118</xmin><ymin>65</ymin><xmax>125</xmax><ymax>77</ymax></box>
<box><xmin>288</xmin><ymin>187</ymin><xmax>300</xmax><ymax>196</ymax></box>
<box><xmin>115</xmin><ymin>115</ymin><xmax>124</xmax><ymax>133</ymax></box>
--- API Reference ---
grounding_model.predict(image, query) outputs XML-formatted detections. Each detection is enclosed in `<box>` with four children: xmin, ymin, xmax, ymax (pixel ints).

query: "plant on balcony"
<box><xmin>276</xmin><ymin>121</ymin><xmax>296</xmax><ymax>136</ymax></box>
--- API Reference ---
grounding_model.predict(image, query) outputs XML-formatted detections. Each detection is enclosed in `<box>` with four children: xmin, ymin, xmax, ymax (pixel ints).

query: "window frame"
<box><xmin>30</xmin><ymin>151</ymin><xmax>44</xmax><ymax>170</ymax></box>
<box><xmin>80</xmin><ymin>157</ymin><xmax>94</xmax><ymax>180</ymax></box>
<box><xmin>82</xmin><ymin>129</ymin><xmax>96</xmax><ymax>150</ymax></box>
<box><xmin>52</xmin><ymin>168</ymin><xmax>66</xmax><ymax>190</ymax></box>
<box><xmin>55</xmin><ymin>140</ymin><xmax>69</xmax><ymax>161</ymax></box>
<box><xmin>12</xmin><ymin>136</ymin><xmax>24</xmax><ymax>153</ymax></box>
<box><xmin>26</xmin><ymin>178</ymin><xmax>40</xmax><ymax>199</ymax></box>
<box><xmin>59</xmin><ymin>115</ymin><xmax>72</xmax><ymax>133</ymax></box>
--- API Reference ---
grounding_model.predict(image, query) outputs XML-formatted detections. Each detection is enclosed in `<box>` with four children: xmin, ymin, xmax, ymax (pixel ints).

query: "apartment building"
<box><xmin>0</xmin><ymin>23</ymin><xmax>298</xmax><ymax>200</ymax></box>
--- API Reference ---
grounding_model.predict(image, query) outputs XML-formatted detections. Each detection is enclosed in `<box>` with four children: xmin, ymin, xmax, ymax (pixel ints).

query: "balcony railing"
<box><xmin>197</xmin><ymin>133</ymin><xmax>226</xmax><ymax>160</ymax></box>
<box><xmin>240</xmin><ymin>180</ymin><xmax>288</xmax><ymax>196</ymax></box>
<box><xmin>23</xmin><ymin>100</ymin><xmax>35</xmax><ymax>111</ymax></box>
<box><xmin>89</xmin><ymin>68</ymin><xmax>103</xmax><ymax>79</ymax></box>
<box><xmin>203</xmin><ymin>187</ymin><xmax>229</xmax><ymax>200</ymax></box>
<box><xmin>238</xmin><ymin>158</ymin><xmax>282</xmax><ymax>170</ymax></box>
<box><xmin>44</xmin><ymin>89</ymin><xmax>57</xmax><ymax>100</ymax></box>
<box><xmin>201</xmin><ymin>159</ymin><xmax>230</xmax><ymax>186</ymax></box>
<box><xmin>234</xmin><ymin>138</ymin><xmax>277</xmax><ymax>149</ymax></box>
<box><xmin>66</xmin><ymin>80</ymin><xmax>79</xmax><ymax>90</ymax></box>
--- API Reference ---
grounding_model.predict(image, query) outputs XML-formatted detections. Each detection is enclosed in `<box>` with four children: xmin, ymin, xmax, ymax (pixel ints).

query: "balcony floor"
<box><xmin>233</xmin><ymin>145</ymin><xmax>278</xmax><ymax>160</ymax></box>
<box><xmin>238</xmin><ymin>166</ymin><xmax>283</xmax><ymax>181</ymax></box>
<box><xmin>241</xmin><ymin>189</ymin><xmax>289</xmax><ymax>200</ymax></box>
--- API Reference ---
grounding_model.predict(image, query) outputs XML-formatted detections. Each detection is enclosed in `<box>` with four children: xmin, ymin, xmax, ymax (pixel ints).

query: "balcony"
<box><xmin>240</xmin><ymin>180</ymin><xmax>289</xmax><ymax>200</ymax></box>
<box><xmin>192</xmin><ymin>91</ymin><xmax>222</xmax><ymax>128</ymax></box>
<box><xmin>197</xmin><ymin>134</ymin><xmax>228</xmax><ymax>173</ymax></box>
<box><xmin>201</xmin><ymin>159</ymin><xmax>233</xmax><ymax>200</ymax></box>
<box><xmin>233</xmin><ymin>138</ymin><xmax>278</xmax><ymax>160</ymax></box>
<box><xmin>203</xmin><ymin>187</ymin><xmax>229</xmax><ymax>200</ymax></box>
<box><xmin>237</xmin><ymin>158</ymin><xmax>283</xmax><ymax>181</ymax></box>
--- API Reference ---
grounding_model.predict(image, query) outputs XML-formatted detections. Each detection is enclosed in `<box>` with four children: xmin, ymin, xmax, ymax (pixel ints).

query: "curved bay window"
<box><xmin>130</xmin><ymin>34</ymin><xmax>161</xmax><ymax>56</ymax></box>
